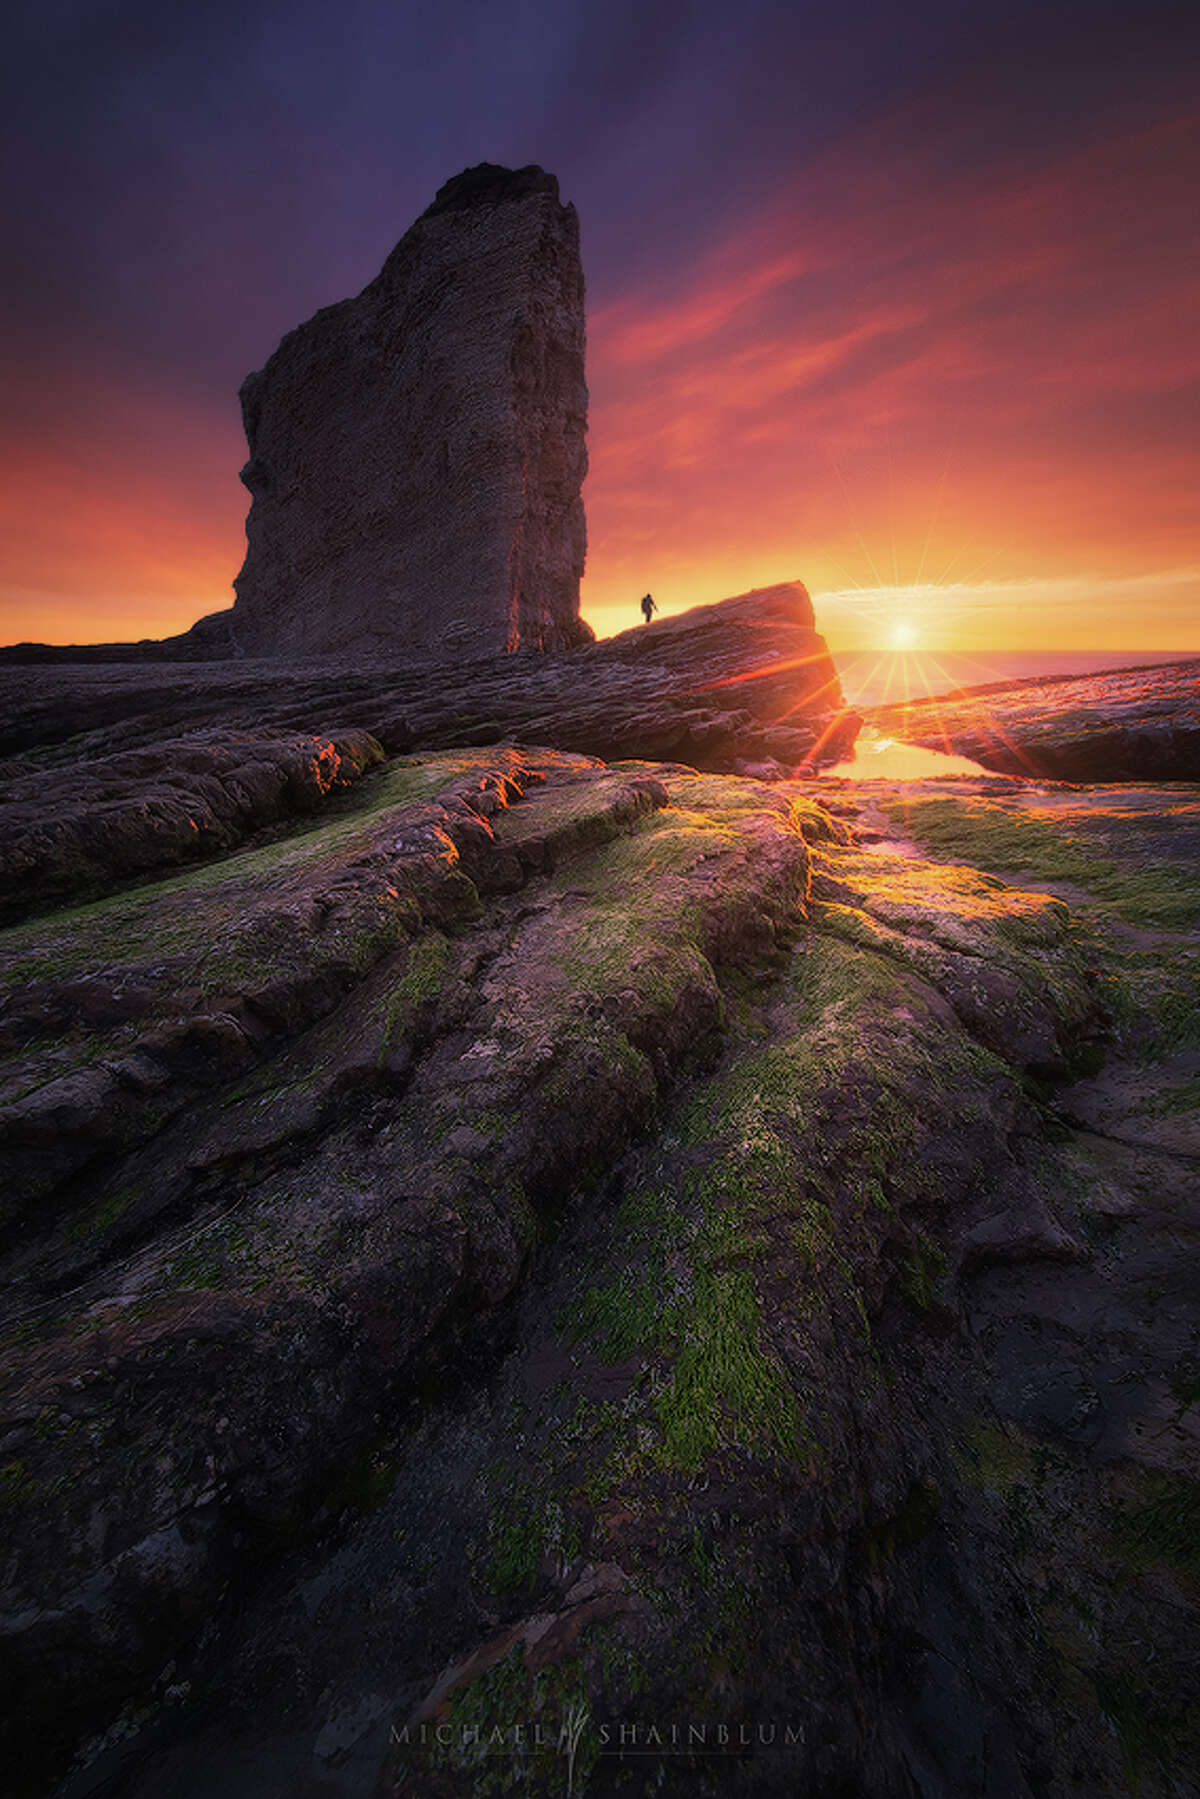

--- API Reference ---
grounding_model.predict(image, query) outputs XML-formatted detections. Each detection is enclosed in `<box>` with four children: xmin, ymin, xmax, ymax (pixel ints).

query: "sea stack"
<box><xmin>230</xmin><ymin>163</ymin><xmax>591</xmax><ymax>659</ymax></box>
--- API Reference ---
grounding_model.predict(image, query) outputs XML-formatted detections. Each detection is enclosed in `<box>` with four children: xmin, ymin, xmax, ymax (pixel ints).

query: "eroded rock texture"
<box><xmin>231</xmin><ymin>162</ymin><xmax>590</xmax><ymax>659</ymax></box>
<box><xmin>2</xmin><ymin>665</ymin><xmax>1198</xmax><ymax>1799</ymax></box>
<box><xmin>0</xmin><ymin>728</ymin><xmax>384</xmax><ymax>923</ymax></box>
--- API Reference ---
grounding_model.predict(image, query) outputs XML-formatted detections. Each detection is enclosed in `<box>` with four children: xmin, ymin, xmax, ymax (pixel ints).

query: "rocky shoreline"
<box><xmin>0</xmin><ymin>641</ymin><xmax>1197</xmax><ymax>1794</ymax></box>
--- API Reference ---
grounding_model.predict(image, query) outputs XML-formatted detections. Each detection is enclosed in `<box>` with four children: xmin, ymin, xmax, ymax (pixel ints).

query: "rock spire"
<box><xmin>230</xmin><ymin>163</ymin><xmax>591</xmax><ymax>658</ymax></box>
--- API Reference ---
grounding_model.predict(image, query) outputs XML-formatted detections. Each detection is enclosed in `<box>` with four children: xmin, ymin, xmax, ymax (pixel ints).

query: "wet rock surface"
<box><xmin>0</xmin><ymin>716</ymin><xmax>1196</xmax><ymax>1797</ymax></box>
<box><xmin>870</xmin><ymin>657</ymin><xmax>1200</xmax><ymax>781</ymax></box>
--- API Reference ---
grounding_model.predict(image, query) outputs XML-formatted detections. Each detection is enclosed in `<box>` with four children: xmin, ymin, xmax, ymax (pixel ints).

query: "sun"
<box><xmin>890</xmin><ymin>619</ymin><xmax>917</xmax><ymax>649</ymax></box>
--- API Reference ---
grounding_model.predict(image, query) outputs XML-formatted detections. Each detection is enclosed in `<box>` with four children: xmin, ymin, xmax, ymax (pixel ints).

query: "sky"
<box><xmin>1</xmin><ymin>0</ymin><xmax>1197</xmax><ymax>657</ymax></box>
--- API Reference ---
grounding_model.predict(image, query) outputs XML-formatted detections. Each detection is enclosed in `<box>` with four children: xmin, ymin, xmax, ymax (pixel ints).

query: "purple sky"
<box><xmin>2</xmin><ymin>0</ymin><xmax>1197</xmax><ymax>650</ymax></box>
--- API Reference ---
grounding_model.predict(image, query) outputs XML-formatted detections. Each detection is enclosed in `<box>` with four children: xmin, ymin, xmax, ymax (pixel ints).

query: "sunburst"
<box><xmin>797</xmin><ymin>441</ymin><xmax>1050</xmax><ymax>774</ymax></box>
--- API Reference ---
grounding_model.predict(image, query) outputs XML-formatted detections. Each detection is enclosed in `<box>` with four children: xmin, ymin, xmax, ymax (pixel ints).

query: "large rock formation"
<box><xmin>230</xmin><ymin>162</ymin><xmax>591</xmax><ymax>659</ymax></box>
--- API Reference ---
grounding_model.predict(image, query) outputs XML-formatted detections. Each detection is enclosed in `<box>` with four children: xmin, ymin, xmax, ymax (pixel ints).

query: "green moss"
<box><xmin>1064</xmin><ymin>1040</ymin><xmax>1107</xmax><ymax>1079</ymax></box>
<box><xmin>1143</xmin><ymin>975</ymin><xmax>1200</xmax><ymax>1059</ymax></box>
<box><xmin>433</xmin><ymin>1646</ymin><xmax>598</xmax><ymax>1797</ymax></box>
<box><xmin>1095</xmin><ymin>941</ymin><xmax>1200</xmax><ymax>1060</ymax></box>
<box><xmin>1136</xmin><ymin>1074</ymin><xmax>1200</xmax><ymax>1118</ymax></box>
<box><xmin>376</xmin><ymin>932</ymin><xmax>454</xmax><ymax>1065</ymax></box>
<box><xmin>486</xmin><ymin>1484</ymin><xmax>545</xmax><ymax>1595</ymax></box>
<box><xmin>888</xmin><ymin>795</ymin><xmax>1199</xmax><ymax>930</ymax></box>
<box><xmin>858</xmin><ymin>1176</ymin><xmax>892</xmax><ymax>1214</ymax></box>
<box><xmin>563</xmin><ymin>1265</ymin><xmax>668</xmax><ymax>1363</ymax></box>
<box><xmin>64</xmin><ymin>1183</ymin><xmax>137</xmax><ymax>1242</ymax></box>
<box><xmin>480</xmin><ymin>1478</ymin><xmax>583</xmax><ymax>1599</ymax></box>
<box><xmin>953</xmin><ymin>1418</ymin><xmax>1034</xmax><ymax>1494</ymax></box>
<box><xmin>0</xmin><ymin>750</ymin><xmax>497</xmax><ymax>990</ymax></box>
<box><xmin>445</xmin><ymin>1643</ymin><xmax>531</xmax><ymax>1730</ymax></box>
<box><xmin>164</xmin><ymin>1220</ymin><xmax>252</xmax><ymax>1292</ymax></box>
<box><xmin>614</xmin><ymin>1184</ymin><xmax>683</xmax><ymax>1247</ymax></box>
<box><xmin>545</xmin><ymin>783</ymin><xmax>809</xmax><ymax>1013</ymax></box>
<box><xmin>488</xmin><ymin>775</ymin><xmax>648</xmax><ymax>851</ymax></box>
<box><xmin>564</xmin><ymin>818</ymin><xmax>736</xmax><ymax>903</ymax></box>
<box><xmin>592</xmin><ymin>1630</ymin><xmax>651</xmax><ymax>1704</ymax></box>
<box><xmin>562</xmin><ymin>922</ymin><xmax>1015</xmax><ymax>1505</ymax></box>
<box><xmin>1110</xmin><ymin>1469</ymin><xmax>1200</xmax><ymax>1580</ymax></box>
<box><xmin>651</xmin><ymin>1266</ymin><xmax>801</xmax><ymax>1468</ymax></box>
<box><xmin>896</xmin><ymin>1231</ymin><xmax>949</xmax><ymax>1314</ymax></box>
<box><xmin>563</xmin><ymin>1168</ymin><xmax>804</xmax><ymax>1479</ymax></box>
<box><xmin>0</xmin><ymin>1458</ymin><xmax>35</xmax><ymax>1512</ymax></box>
<box><xmin>677</xmin><ymin>1038</ymin><xmax>811</xmax><ymax>1150</ymax></box>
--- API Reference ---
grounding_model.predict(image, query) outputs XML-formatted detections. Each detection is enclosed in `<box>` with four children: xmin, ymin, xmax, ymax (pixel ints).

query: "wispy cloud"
<box><xmin>581</xmin><ymin>105</ymin><xmax>1200</xmax><ymax>647</ymax></box>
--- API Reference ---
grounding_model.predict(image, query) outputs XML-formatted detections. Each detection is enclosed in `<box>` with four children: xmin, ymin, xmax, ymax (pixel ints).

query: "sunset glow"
<box><xmin>578</xmin><ymin>104</ymin><xmax>1200</xmax><ymax>654</ymax></box>
<box><xmin>0</xmin><ymin>3</ymin><xmax>1196</xmax><ymax>660</ymax></box>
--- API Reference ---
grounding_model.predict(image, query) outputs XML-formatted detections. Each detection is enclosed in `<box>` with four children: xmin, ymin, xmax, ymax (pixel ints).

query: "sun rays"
<box><xmin>805</xmin><ymin>439</ymin><xmax>1029</xmax><ymax>752</ymax></box>
<box><xmin>797</xmin><ymin>459</ymin><xmax>1052</xmax><ymax>774</ymax></box>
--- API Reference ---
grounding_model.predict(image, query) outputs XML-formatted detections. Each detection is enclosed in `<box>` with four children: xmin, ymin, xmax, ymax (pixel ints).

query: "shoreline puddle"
<box><xmin>823</xmin><ymin>727</ymin><xmax>989</xmax><ymax>780</ymax></box>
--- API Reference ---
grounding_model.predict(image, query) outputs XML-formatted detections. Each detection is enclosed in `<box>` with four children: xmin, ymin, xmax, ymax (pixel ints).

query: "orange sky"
<box><xmin>579</xmin><ymin>107</ymin><xmax>1200</xmax><ymax>653</ymax></box>
<box><xmin>2</xmin><ymin>96</ymin><xmax>1196</xmax><ymax>657</ymax></box>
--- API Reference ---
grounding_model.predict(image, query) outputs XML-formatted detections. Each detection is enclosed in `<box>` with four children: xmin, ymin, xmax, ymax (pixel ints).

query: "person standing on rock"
<box><xmin>640</xmin><ymin>593</ymin><xmax>657</xmax><ymax>624</ymax></box>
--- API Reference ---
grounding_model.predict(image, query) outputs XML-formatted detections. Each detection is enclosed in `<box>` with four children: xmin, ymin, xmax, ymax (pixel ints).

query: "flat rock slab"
<box><xmin>0</xmin><ymin>727</ymin><xmax>385</xmax><ymax>923</ymax></box>
<box><xmin>0</xmin><ymin>748</ymin><xmax>839</xmax><ymax>1789</ymax></box>
<box><xmin>869</xmin><ymin>657</ymin><xmax>1200</xmax><ymax>781</ymax></box>
<box><xmin>77</xmin><ymin>773</ymin><xmax>1200</xmax><ymax>1799</ymax></box>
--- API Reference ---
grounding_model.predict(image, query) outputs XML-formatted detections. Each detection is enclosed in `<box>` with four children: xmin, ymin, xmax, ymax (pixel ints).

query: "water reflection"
<box><xmin>823</xmin><ymin>727</ymin><xmax>987</xmax><ymax>780</ymax></box>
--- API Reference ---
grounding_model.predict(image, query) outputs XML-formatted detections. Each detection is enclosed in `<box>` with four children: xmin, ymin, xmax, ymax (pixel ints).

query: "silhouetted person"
<box><xmin>640</xmin><ymin>593</ymin><xmax>657</xmax><ymax>624</ymax></box>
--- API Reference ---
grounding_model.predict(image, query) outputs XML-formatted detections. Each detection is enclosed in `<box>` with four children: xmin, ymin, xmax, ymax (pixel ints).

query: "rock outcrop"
<box><xmin>871</xmin><ymin>657</ymin><xmax>1200</xmax><ymax>782</ymax></box>
<box><xmin>0</xmin><ymin>586</ymin><xmax>856</xmax><ymax>900</ymax></box>
<box><xmin>0</xmin><ymin>728</ymin><xmax>384</xmax><ymax>923</ymax></box>
<box><xmin>230</xmin><ymin>162</ymin><xmax>590</xmax><ymax>659</ymax></box>
<box><xmin>0</xmin><ymin>162</ymin><xmax>589</xmax><ymax>671</ymax></box>
<box><xmin>0</xmin><ymin>610</ymin><xmax>239</xmax><ymax>665</ymax></box>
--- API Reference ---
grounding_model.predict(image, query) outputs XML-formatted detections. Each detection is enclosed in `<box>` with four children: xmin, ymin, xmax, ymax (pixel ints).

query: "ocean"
<box><xmin>830</xmin><ymin>648</ymin><xmax>1198</xmax><ymax>710</ymax></box>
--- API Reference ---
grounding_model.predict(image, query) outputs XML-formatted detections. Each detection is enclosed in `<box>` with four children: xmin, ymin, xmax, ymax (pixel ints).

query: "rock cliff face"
<box><xmin>230</xmin><ymin>163</ymin><xmax>590</xmax><ymax>659</ymax></box>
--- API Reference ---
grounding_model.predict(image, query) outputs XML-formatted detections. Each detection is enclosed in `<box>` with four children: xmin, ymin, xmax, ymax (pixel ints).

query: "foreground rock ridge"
<box><xmin>229</xmin><ymin>161</ymin><xmax>590</xmax><ymax>659</ymax></box>
<box><xmin>1</xmin><ymin>652</ymin><xmax>1198</xmax><ymax>1798</ymax></box>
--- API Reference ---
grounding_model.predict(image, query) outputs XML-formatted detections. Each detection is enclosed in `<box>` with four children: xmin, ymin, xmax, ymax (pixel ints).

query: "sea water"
<box><xmin>822</xmin><ymin>728</ymin><xmax>989</xmax><ymax>780</ymax></box>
